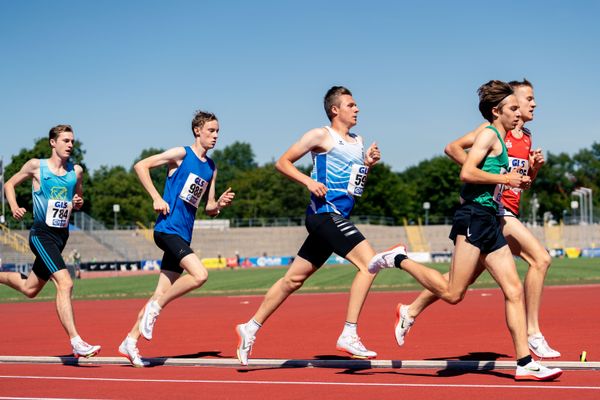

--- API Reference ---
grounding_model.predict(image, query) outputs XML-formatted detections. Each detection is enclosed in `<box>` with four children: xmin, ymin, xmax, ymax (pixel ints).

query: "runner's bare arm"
<box><xmin>444</xmin><ymin>122</ymin><xmax>488</xmax><ymax>166</ymax></box>
<box><xmin>460</xmin><ymin>129</ymin><xmax>523</xmax><ymax>188</ymax></box>
<box><xmin>205</xmin><ymin>169</ymin><xmax>235</xmax><ymax>216</ymax></box>
<box><xmin>364</xmin><ymin>141</ymin><xmax>380</xmax><ymax>167</ymax></box>
<box><xmin>528</xmin><ymin>148</ymin><xmax>545</xmax><ymax>181</ymax></box>
<box><xmin>4</xmin><ymin>158</ymin><xmax>40</xmax><ymax>220</ymax></box>
<box><xmin>73</xmin><ymin>164</ymin><xmax>84</xmax><ymax>210</ymax></box>
<box><xmin>275</xmin><ymin>128</ymin><xmax>331</xmax><ymax>198</ymax></box>
<box><xmin>134</xmin><ymin>147</ymin><xmax>187</xmax><ymax>215</ymax></box>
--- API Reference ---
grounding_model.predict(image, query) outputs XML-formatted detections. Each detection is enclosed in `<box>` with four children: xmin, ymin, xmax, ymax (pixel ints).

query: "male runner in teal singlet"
<box><xmin>2</xmin><ymin>124</ymin><xmax>101</xmax><ymax>358</ymax></box>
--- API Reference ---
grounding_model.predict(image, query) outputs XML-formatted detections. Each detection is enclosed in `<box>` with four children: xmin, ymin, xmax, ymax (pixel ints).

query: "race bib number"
<box><xmin>507</xmin><ymin>157</ymin><xmax>529</xmax><ymax>194</ymax></box>
<box><xmin>45</xmin><ymin>199</ymin><xmax>72</xmax><ymax>228</ymax></box>
<box><xmin>493</xmin><ymin>167</ymin><xmax>508</xmax><ymax>204</ymax></box>
<box><xmin>347</xmin><ymin>164</ymin><xmax>369</xmax><ymax>196</ymax></box>
<box><xmin>179</xmin><ymin>173</ymin><xmax>208</xmax><ymax>208</ymax></box>
<box><xmin>509</xmin><ymin>157</ymin><xmax>529</xmax><ymax>176</ymax></box>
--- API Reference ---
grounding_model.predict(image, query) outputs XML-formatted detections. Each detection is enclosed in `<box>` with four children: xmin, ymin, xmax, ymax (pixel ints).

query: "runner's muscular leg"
<box><xmin>50</xmin><ymin>269</ymin><xmax>78</xmax><ymax>339</ymax></box>
<box><xmin>156</xmin><ymin>254</ymin><xmax>208</xmax><ymax>308</ymax></box>
<box><xmin>253</xmin><ymin>256</ymin><xmax>317</xmax><ymax>324</ymax></box>
<box><xmin>501</xmin><ymin>217</ymin><xmax>552</xmax><ymax>336</ymax></box>
<box><xmin>128</xmin><ymin>270</ymin><xmax>180</xmax><ymax>339</ymax></box>
<box><xmin>344</xmin><ymin>240</ymin><xmax>376</xmax><ymax>323</ymax></box>
<box><xmin>483</xmin><ymin>245</ymin><xmax>529</xmax><ymax>358</ymax></box>
<box><xmin>0</xmin><ymin>270</ymin><xmax>45</xmax><ymax>298</ymax></box>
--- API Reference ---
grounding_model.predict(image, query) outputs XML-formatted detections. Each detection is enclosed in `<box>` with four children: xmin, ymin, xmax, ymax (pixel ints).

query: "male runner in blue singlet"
<box><xmin>118</xmin><ymin>110</ymin><xmax>235</xmax><ymax>367</ymax></box>
<box><xmin>2</xmin><ymin>124</ymin><xmax>101</xmax><ymax>358</ymax></box>
<box><xmin>236</xmin><ymin>86</ymin><xmax>381</xmax><ymax>365</ymax></box>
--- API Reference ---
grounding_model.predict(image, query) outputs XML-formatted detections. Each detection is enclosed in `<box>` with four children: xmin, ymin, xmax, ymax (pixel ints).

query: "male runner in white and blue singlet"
<box><xmin>118</xmin><ymin>110</ymin><xmax>235</xmax><ymax>367</ymax></box>
<box><xmin>2</xmin><ymin>124</ymin><xmax>101</xmax><ymax>358</ymax></box>
<box><xmin>236</xmin><ymin>86</ymin><xmax>382</xmax><ymax>365</ymax></box>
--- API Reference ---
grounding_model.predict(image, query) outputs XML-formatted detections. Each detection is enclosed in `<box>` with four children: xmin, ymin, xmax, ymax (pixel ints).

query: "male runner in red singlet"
<box><xmin>391</xmin><ymin>79</ymin><xmax>560</xmax><ymax>359</ymax></box>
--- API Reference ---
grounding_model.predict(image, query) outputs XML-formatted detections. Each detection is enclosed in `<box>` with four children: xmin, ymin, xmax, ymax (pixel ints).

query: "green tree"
<box><xmin>572</xmin><ymin>142</ymin><xmax>600</xmax><ymax>194</ymax></box>
<box><xmin>522</xmin><ymin>151</ymin><xmax>577</xmax><ymax>222</ymax></box>
<box><xmin>227</xmin><ymin>163</ymin><xmax>308</xmax><ymax>221</ymax></box>
<box><xmin>354</xmin><ymin>163</ymin><xmax>414</xmax><ymax>224</ymax></box>
<box><xmin>400</xmin><ymin>156</ymin><xmax>462</xmax><ymax>223</ymax></box>
<box><xmin>211</xmin><ymin>141</ymin><xmax>257</xmax><ymax>195</ymax></box>
<box><xmin>88</xmin><ymin>166</ymin><xmax>152</xmax><ymax>227</ymax></box>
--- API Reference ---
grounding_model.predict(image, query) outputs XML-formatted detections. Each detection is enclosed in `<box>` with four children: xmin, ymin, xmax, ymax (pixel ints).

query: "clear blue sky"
<box><xmin>2</xmin><ymin>0</ymin><xmax>598</xmax><ymax>174</ymax></box>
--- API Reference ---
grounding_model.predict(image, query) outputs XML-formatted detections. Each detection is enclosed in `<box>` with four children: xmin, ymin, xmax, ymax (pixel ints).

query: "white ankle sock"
<box><xmin>246</xmin><ymin>319</ymin><xmax>262</xmax><ymax>335</ymax></box>
<box><xmin>342</xmin><ymin>322</ymin><xmax>357</xmax><ymax>336</ymax></box>
<box><xmin>126</xmin><ymin>336</ymin><xmax>138</xmax><ymax>345</ymax></box>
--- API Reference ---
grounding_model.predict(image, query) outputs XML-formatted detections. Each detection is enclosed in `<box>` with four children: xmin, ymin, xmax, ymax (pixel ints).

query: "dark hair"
<box><xmin>324</xmin><ymin>86</ymin><xmax>352</xmax><ymax>121</ymax></box>
<box><xmin>191</xmin><ymin>110</ymin><xmax>218</xmax><ymax>136</ymax></box>
<box><xmin>508</xmin><ymin>78</ymin><xmax>533</xmax><ymax>89</ymax></box>
<box><xmin>48</xmin><ymin>125</ymin><xmax>73</xmax><ymax>143</ymax></box>
<box><xmin>477</xmin><ymin>80</ymin><xmax>514</xmax><ymax>122</ymax></box>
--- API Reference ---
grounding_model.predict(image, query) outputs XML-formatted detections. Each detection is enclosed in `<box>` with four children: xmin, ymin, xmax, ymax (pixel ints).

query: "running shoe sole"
<box><xmin>515</xmin><ymin>369</ymin><xmax>563</xmax><ymax>381</ymax></box>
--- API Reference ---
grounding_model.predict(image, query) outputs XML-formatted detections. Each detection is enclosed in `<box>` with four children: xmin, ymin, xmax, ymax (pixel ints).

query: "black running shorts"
<box><xmin>29</xmin><ymin>222</ymin><xmax>69</xmax><ymax>281</ymax></box>
<box><xmin>153</xmin><ymin>230</ymin><xmax>194</xmax><ymax>274</ymax></box>
<box><xmin>297</xmin><ymin>213</ymin><xmax>366</xmax><ymax>268</ymax></box>
<box><xmin>449</xmin><ymin>202</ymin><xmax>507</xmax><ymax>254</ymax></box>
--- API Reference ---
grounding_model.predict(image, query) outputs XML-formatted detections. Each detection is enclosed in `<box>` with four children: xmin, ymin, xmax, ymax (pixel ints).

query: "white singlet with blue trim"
<box><xmin>307</xmin><ymin>126</ymin><xmax>367</xmax><ymax>219</ymax></box>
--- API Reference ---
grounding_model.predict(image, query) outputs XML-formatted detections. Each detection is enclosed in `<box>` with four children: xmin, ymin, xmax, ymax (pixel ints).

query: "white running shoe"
<box><xmin>72</xmin><ymin>340</ymin><xmax>101</xmax><ymax>358</ymax></box>
<box><xmin>528</xmin><ymin>334</ymin><xmax>561</xmax><ymax>358</ymax></box>
<box><xmin>515</xmin><ymin>360</ymin><xmax>563</xmax><ymax>381</ymax></box>
<box><xmin>119</xmin><ymin>338</ymin><xmax>150</xmax><ymax>368</ymax></box>
<box><xmin>236</xmin><ymin>323</ymin><xmax>255</xmax><ymax>366</ymax></box>
<box><xmin>336</xmin><ymin>334</ymin><xmax>377</xmax><ymax>359</ymax></box>
<box><xmin>368</xmin><ymin>244</ymin><xmax>408</xmax><ymax>274</ymax></box>
<box><xmin>394</xmin><ymin>303</ymin><xmax>414</xmax><ymax>347</ymax></box>
<box><xmin>140</xmin><ymin>300</ymin><xmax>161</xmax><ymax>341</ymax></box>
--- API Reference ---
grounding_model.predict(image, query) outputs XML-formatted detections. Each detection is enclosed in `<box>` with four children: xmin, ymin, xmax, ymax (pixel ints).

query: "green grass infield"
<box><xmin>0</xmin><ymin>257</ymin><xmax>599</xmax><ymax>303</ymax></box>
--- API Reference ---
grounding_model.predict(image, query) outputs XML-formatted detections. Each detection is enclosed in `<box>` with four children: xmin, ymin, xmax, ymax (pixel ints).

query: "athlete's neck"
<box><xmin>47</xmin><ymin>153</ymin><xmax>69</xmax><ymax>173</ymax></box>
<box><xmin>190</xmin><ymin>141</ymin><xmax>208</xmax><ymax>161</ymax></box>
<box><xmin>510</xmin><ymin>120</ymin><xmax>526</xmax><ymax>139</ymax></box>
<box><xmin>330</xmin><ymin>120</ymin><xmax>353</xmax><ymax>140</ymax></box>
<box><xmin>491</xmin><ymin>119</ymin><xmax>509</xmax><ymax>139</ymax></box>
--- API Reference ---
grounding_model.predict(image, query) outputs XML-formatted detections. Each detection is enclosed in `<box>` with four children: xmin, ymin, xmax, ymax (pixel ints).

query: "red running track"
<box><xmin>0</xmin><ymin>285</ymin><xmax>598</xmax><ymax>399</ymax></box>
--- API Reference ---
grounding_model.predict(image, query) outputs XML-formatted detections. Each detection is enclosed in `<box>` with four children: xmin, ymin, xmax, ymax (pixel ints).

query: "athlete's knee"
<box><xmin>23</xmin><ymin>287</ymin><xmax>42</xmax><ymax>299</ymax></box>
<box><xmin>503</xmin><ymin>281</ymin><xmax>524</xmax><ymax>303</ymax></box>
<box><xmin>530</xmin><ymin>251</ymin><xmax>552</xmax><ymax>272</ymax></box>
<box><xmin>190</xmin><ymin>271</ymin><xmax>208</xmax><ymax>288</ymax></box>
<box><xmin>442</xmin><ymin>286</ymin><xmax>467</xmax><ymax>305</ymax></box>
<box><xmin>54</xmin><ymin>278</ymin><xmax>74</xmax><ymax>294</ymax></box>
<box><xmin>444</xmin><ymin>291</ymin><xmax>465</xmax><ymax>305</ymax></box>
<box><xmin>281</xmin><ymin>276</ymin><xmax>304</xmax><ymax>292</ymax></box>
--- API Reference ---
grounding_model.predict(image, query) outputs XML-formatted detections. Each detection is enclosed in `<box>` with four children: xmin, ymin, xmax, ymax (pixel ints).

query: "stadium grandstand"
<box><xmin>1</xmin><ymin>210</ymin><xmax>599</xmax><ymax>276</ymax></box>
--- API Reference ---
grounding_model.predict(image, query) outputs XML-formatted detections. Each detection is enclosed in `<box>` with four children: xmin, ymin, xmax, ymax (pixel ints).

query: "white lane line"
<box><xmin>0</xmin><ymin>375</ymin><xmax>598</xmax><ymax>390</ymax></box>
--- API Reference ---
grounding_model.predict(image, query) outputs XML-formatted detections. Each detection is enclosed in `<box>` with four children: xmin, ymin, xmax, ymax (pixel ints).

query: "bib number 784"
<box><xmin>45</xmin><ymin>200</ymin><xmax>72</xmax><ymax>228</ymax></box>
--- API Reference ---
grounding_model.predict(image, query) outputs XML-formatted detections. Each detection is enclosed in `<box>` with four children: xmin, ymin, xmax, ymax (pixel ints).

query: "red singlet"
<box><xmin>499</xmin><ymin>127</ymin><xmax>532</xmax><ymax>216</ymax></box>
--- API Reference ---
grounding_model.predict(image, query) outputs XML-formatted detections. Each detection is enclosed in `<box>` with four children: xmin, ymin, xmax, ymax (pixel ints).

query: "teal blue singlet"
<box><xmin>32</xmin><ymin>159</ymin><xmax>77</xmax><ymax>228</ymax></box>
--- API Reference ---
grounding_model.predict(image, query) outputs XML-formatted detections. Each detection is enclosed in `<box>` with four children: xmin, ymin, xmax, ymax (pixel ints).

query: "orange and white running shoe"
<box><xmin>515</xmin><ymin>360</ymin><xmax>562</xmax><ymax>381</ymax></box>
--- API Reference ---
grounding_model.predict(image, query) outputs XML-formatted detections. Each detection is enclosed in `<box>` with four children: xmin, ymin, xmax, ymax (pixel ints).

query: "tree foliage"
<box><xmin>4</xmin><ymin>138</ymin><xmax>599</xmax><ymax>227</ymax></box>
<box><xmin>400</xmin><ymin>156</ymin><xmax>462</xmax><ymax>224</ymax></box>
<box><xmin>211</xmin><ymin>141</ymin><xmax>258</xmax><ymax>196</ymax></box>
<box><xmin>226</xmin><ymin>163</ymin><xmax>308</xmax><ymax>220</ymax></box>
